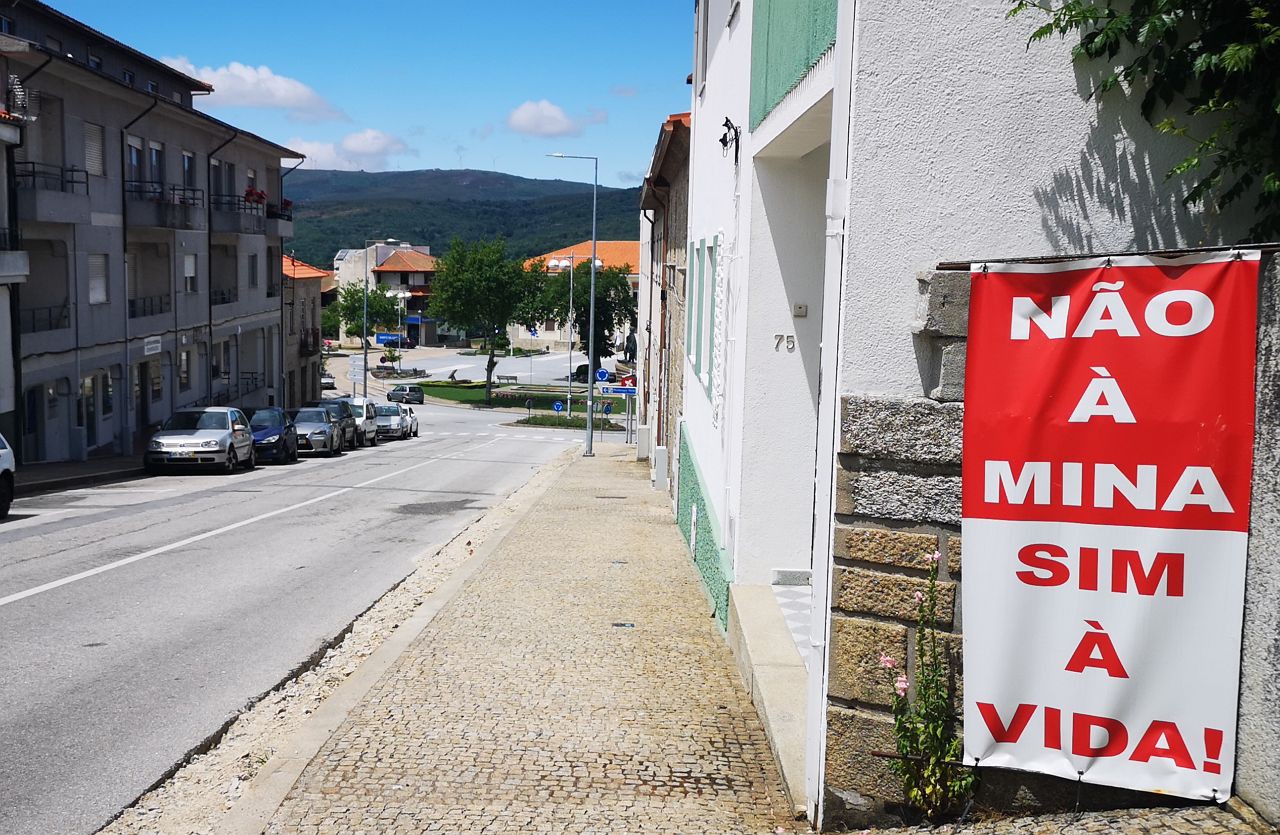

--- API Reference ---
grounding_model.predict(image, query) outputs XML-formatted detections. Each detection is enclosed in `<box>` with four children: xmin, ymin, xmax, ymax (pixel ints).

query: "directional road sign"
<box><xmin>599</xmin><ymin>386</ymin><xmax>637</xmax><ymax>396</ymax></box>
<box><xmin>553</xmin><ymin>400</ymin><xmax>564</xmax><ymax>413</ymax></box>
<box><xmin>596</xmin><ymin>367</ymin><xmax>610</xmax><ymax>382</ymax></box>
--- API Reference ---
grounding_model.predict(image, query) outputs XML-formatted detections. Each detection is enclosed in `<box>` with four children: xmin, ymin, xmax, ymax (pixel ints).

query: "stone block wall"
<box><xmin>676</xmin><ymin>425</ymin><xmax>731</xmax><ymax>627</ymax></box>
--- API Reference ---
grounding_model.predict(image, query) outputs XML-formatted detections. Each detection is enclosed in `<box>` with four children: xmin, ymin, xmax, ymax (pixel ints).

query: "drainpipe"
<box><xmin>119</xmin><ymin>98</ymin><xmax>158</xmax><ymax>453</ymax></box>
<box><xmin>19</xmin><ymin>54</ymin><xmax>53</xmax><ymax>85</ymax></box>
<box><xmin>205</xmin><ymin>129</ymin><xmax>237</xmax><ymax>405</ymax></box>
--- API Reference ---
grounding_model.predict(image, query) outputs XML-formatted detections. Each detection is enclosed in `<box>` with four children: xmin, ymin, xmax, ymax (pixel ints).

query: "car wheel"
<box><xmin>244</xmin><ymin>447</ymin><xmax>256</xmax><ymax>470</ymax></box>
<box><xmin>224</xmin><ymin>447</ymin><xmax>238</xmax><ymax>474</ymax></box>
<box><xmin>0</xmin><ymin>472</ymin><xmax>12</xmax><ymax>519</ymax></box>
<box><xmin>413</xmin><ymin>426</ymin><xmax>419</xmax><ymax>438</ymax></box>
<box><xmin>144</xmin><ymin>462</ymin><xmax>161</xmax><ymax>476</ymax></box>
<box><xmin>290</xmin><ymin>442</ymin><xmax>299</xmax><ymax>464</ymax></box>
<box><xmin>369</xmin><ymin>431</ymin><xmax>378</xmax><ymax>447</ymax></box>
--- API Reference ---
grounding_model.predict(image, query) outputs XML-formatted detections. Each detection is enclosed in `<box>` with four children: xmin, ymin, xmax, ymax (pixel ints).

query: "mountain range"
<box><xmin>284</xmin><ymin>168</ymin><xmax>643</xmax><ymax>268</ymax></box>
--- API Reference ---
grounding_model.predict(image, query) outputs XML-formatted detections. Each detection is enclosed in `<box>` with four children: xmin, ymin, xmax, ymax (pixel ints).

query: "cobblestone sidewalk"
<box><xmin>878</xmin><ymin>804</ymin><xmax>1261</xmax><ymax>834</ymax></box>
<box><xmin>266</xmin><ymin>445</ymin><xmax>800</xmax><ymax>834</ymax></box>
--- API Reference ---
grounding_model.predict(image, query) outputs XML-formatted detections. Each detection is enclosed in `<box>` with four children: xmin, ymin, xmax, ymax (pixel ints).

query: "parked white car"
<box><xmin>0</xmin><ymin>431</ymin><xmax>15</xmax><ymax>518</ymax></box>
<box><xmin>374</xmin><ymin>403</ymin><xmax>411</xmax><ymax>440</ymax></box>
<box><xmin>336</xmin><ymin>397</ymin><xmax>379</xmax><ymax>447</ymax></box>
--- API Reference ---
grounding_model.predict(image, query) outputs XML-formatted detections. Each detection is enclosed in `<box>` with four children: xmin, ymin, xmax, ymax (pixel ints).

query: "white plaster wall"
<box><xmin>638</xmin><ymin>211</ymin><xmax>655</xmax><ymax>424</ymax></box>
<box><xmin>735</xmin><ymin>146</ymin><xmax>829</xmax><ymax>584</ymax></box>
<box><xmin>839</xmin><ymin>0</ymin><xmax>1250</xmax><ymax>398</ymax></box>
<box><xmin>683</xmin><ymin>0</ymin><xmax>755</xmax><ymax>537</ymax></box>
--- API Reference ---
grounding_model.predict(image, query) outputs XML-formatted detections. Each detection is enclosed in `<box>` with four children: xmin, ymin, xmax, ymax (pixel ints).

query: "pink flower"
<box><xmin>895</xmin><ymin>675</ymin><xmax>909</xmax><ymax>697</ymax></box>
<box><xmin>914</xmin><ymin>590</ymin><xmax>925</xmax><ymax>604</ymax></box>
<box><xmin>927</xmin><ymin>550</ymin><xmax>942</xmax><ymax>563</ymax></box>
<box><xmin>879</xmin><ymin>652</ymin><xmax>896</xmax><ymax>669</ymax></box>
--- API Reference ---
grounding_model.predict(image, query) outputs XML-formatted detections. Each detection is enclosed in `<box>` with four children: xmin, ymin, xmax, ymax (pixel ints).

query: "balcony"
<box><xmin>211</xmin><ymin>195</ymin><xmax>265</xmax><ymax>235</ymax></box>
<box><xmin>15</xmin><ymin>162</ymin><xmax>91</xmax><ymax>225</ymax></box>
<box><xmin>128</xmin><ymin>293</ymin><xmax>172</xmax><ymax>319</ymax></box>
<box><xmin>211</xmin><ymin>287</ymin><xmax>239</xmax><ymax>306</ymax></box>
<box><xmin>266</xmin><ymin>202</ymin><xmax>294</xmax><ymax>238</ymax></box>
<box><xmin>18</xmin><ymin>303</ymin><xmax>69</xmax><ymax>334</ymax></box>
<box><xmin>299</xmin><ymin>327</ymin><xmax>321</xmax><ymax>358</ymax></box>
<box><xmin>126</xmin><ymin>182</ymin><xmax>207</xmax><ymax>231</ymax></box>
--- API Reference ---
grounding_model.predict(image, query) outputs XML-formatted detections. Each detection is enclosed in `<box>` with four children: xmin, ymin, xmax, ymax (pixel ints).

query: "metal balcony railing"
<box><xmin>169</xmin><ymin>186</ymin><xmax>205</xmax><ymax>207</ymax></box>
<box><xmin>211</xmin><ymin>194</ymin><xmax>265</xmax><ymax>216</ymax></box>
<box><xmin>266</xmin><ymin>203</ymin><xmax>293</xmax><ymax>221</ymax></box>
<box><xmin>299</xmin><ymin>327</ymin><xmax>321</xmax><ymax>357</ymax></box>
<box><xmin>18</xmin><ymin>303</ymin><xmax>70</xmax><ymax>334</ymax></box>
<box><xmin>128</xmin><ymin>293</ymin><xmax>171</xmax><ymax>319</ymax></box>
<box><xmin>239</xmin><ymin>371</ymin><xmax>265</xmax><ymax>393</ymax></box>
<box><xmin>211</xmin><ymin>287</ymin><xmax>238</xmax><ymax>306</ymax></box>
<box><xmin>0</xmin><ymin>228</ymin><xmax>22</xmax><ymax>251</ymax></box>
<box><xmin>15</xmin><ymin>162</ymin><xmax>88</xmax><ymax>194</ymax></box>
<box><xmin>266</xmin><ymin>280</ymin><xmax>281</xmax><ymax>298</ymax></box>
<box><xmin>125</xmin><ymin>179</ymin><xmax>165</xmax><ymax>200</ymax></box>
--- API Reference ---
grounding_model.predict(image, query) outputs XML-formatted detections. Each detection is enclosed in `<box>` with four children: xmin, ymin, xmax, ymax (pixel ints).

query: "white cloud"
<box><xmin>616</xmin><ymin>170</ymin><xmax>646</xmax><ymax>185</ymax></box>
<box><xmin>290</xmin><ymin>129</ymin><xmax>415</xmax><ymax>171</ymax></box>
<box><xmin>610</xmin><ymin>84</ymin><xmax>638</xmax><ymax>98</ymax></box>
<box><xmin>163</xmin><ymin>56</ymin><xmax>345</xmax><ymax>122</ymax></box>
<box><xmin>506</xmin><ymin>100</ymin><xmax>608</xmax><ymax>138</ymax></box>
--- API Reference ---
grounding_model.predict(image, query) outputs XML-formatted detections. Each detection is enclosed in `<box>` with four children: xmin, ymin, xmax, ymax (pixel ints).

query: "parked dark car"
<box><xmin>383</xmin><ymin>335</ymin><xmax>417</xmax><ymax>349</ymax></box>
<box><xmin>387</xmin><ymin>384</ymin><xmax>425</xmax><ymax>404</ymax></box>
<box><xmin>246</xmin><ymin>407</ymin><xmax>299</xmax><ymax>464</ymax></box>
<box><xmin>304</xmin><ymin>400</ymin><xmax>356</xmax><ymax>450</ymax></box>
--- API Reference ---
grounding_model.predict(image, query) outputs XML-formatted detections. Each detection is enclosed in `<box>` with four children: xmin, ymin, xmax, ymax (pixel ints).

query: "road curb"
<box><xmin>215</xmin><ymin>446</ymin><xmax>578</xmax><ymax>834</ymax></box>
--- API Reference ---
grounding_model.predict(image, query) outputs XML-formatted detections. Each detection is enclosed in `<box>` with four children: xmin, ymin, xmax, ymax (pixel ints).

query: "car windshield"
<box><xmin>250</xmin><ymin>409</ymin><xmax>284</xmax><ymax>429</ymax></box>
<box><xmin>291</xmin><ymin>409</ymin><xmax>328</xmax><ymax>423</ymax></box>
<box><xmin>163</xmin><ymin>411</ymin><xmax>229</xmax><ymax>431</ymax></box>
<box><xmin>318</xmin><ymin>402</ymin><xmax>343</xmax><ymax>416</ymax></box>
<box><xmin>375</xmin><ymin>405</ymin><xmax>400</xmax><ymax>416</ymax></box>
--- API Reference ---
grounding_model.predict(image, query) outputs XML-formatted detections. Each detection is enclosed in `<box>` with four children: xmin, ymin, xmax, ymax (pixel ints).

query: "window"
<box><xmin>87</xmin><ymin>53</ymin><xmax>102</xmax><ymax>71</ymax></box>
<box><xmin>686</xmin><ymin>243</ymin><xmax>696</xmax><ymax>356</ymax></box>
<box><xmin>248</xmin><ymin>253</ymin><xmax>258</xmax><ymax>288</ymax></box>
<box><xmin>126</xmin><ymin>136</ymin><xmax>143</xmax><ymax>182</ymax></box>
<box><xmin>150</xmin><ymin>361</ymin><xmax>162</xmax><ymax>402</ymax></box>
<box><xmin>100</xmin><ymin>372</ymin><xmax>114</xmax><ymax>415</ymax></box>
<box><xmin>45</xmin><ymin>36</ymin><xmax>61</xmax><ymax>53</ymax></box>
<box><xmin>87</xmin><ymin>254</ymin><xmax>109</xmax><ymax>305</ymax></box>
<box><xmin>0</xmin><ymin>16</ymin><xmax>13</xmax><ymax>34</ymax></box>
<box><xmin>209</xmin><ymin>159</ymin><xmax>221</xmax><ymax>195</ymax></box>
<box><xmin>84</xmin><ymin>122</ymin><xmax>105</xmax><ymax>176</ymax></box>
<box><xmin>148</xmin><ymin>141</ymin><xmax>164</xmax><ymax>184</ymax></box>
<box><xmin>178</xmin><ymin>350</ymin><xmax>191</xmax><ymax>391</ymax></box>
<box><xmin>705</xmin><ymin>240</ymin><xmax>717</xmax><ymax>387</ymax></box>
<box><xmin>246</xmin><ymin>168</ymin><xmax>257</xmax><ymax>191</ymax></box>
<box><xmin>696</xmin><ymin>0</ymin><xmax>709</xmax><ymax>94</ymax></box>
<box><xmin>146</xmin><ymin>80</ymin><xmax>159</xmax><ymax>94</ymax></box>
<box><xmin>183</xmin><ymin>253</ymin><xmax>197</xmax><ymax>293</ymax></box>
<box><xmin>181</xmin><ymin>151</ymin><xmax>195</xmax><ymax>187</ymax></box>
<box><xmin>123</xmin><ymin>68</ymin><xmax>135</xmax><ymax>86</ymax></box>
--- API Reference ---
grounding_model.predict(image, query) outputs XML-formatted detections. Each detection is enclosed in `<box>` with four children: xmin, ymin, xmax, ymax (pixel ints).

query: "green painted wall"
<box><xmin>677</xmin><ymin>426</ymin><xmax>731</xmax><ymax>627</ymax></box>
<box><xmin>749</xmin><ymin>0</ymin><xmax>838</xmax><ymax>129</ymax></box>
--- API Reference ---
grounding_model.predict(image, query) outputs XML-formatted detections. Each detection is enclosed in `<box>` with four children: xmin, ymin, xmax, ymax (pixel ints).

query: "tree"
<box><xmin>533</xmin><ymin>260</ymin><xmax>637</xmax><ymax>373</ymax></box>
<box><xmin>429</xmin><ymin>238</ymin><xmax>542</xmax><ymax>403</ymax></box>
<box><xmin>1010</xmin><ymin>0</ymin><xmax>1280</xmax><ymax>240</ymax></box>
<box><xmin>333</xmin><ymin>282</ymin><xmax>398</xmax><ymax>343</ymax></box>
<box><xmin>320</xmin><ymin>303</ymin><xmax>342</xmax><ymax>339</ymax></box>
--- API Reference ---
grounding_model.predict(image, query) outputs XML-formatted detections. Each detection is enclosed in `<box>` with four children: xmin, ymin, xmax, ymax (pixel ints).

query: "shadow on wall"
<box><xmin>1031</xmin><ymin>95</ymin><xmax>1252</xmax><ymax>253</ymax></box>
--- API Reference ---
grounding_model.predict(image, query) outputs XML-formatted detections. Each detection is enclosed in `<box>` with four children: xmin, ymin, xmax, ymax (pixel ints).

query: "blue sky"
<box><xmin>55</xmin><ymin>0</ymin><xmax>694</xmax><ymax>187</ymax></box>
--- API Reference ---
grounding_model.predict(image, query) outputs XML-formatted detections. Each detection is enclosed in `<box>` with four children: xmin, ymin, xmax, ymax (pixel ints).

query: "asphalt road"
<box><xmin>329</xmin><ymin>345</ymin><xmax>622</xmax><ymax>390</ymax></box>
<box><xmin>0</xmin><ymin>402</ymin><xmax>579</xmax><ymax>835</ymax></box>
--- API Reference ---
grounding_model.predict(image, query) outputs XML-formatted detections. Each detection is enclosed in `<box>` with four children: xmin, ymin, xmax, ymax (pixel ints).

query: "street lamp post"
<box><xmin>547</xmin><ymin>153</ymin><xmax>598</xmax><ymax>456</ymax></box>
<box><xmin>385</xmin><ymin>289</ymin><xmax>410</xmax><ymax>373</ymax></box>
<box><xmin>549</xmin><ymin>254</ymin><xmax>578</xmax><ymax>418</ymax></box>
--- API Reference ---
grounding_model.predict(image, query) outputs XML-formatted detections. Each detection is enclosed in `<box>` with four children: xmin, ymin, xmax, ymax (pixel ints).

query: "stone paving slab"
<box><xmin>266</xmin><ymin>445</ymin><xmax>800</xmax><ymax>834</ymax></box>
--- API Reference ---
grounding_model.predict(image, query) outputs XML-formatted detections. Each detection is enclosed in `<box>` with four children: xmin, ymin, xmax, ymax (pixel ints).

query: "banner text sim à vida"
<box><xmin>960</xmin><ymin>251</ymin><xmax>1260</xmax><ymax>800</ymax></box>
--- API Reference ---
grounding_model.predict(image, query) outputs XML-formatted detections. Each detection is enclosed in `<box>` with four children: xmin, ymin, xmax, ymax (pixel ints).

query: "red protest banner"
<box><xmin>961</xmin><ymin>251</ymin><xmax>1259</xmax><ymax>800</ymax></box>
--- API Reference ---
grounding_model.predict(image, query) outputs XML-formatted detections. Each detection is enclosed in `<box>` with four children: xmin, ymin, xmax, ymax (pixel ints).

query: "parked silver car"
<box><xmin>405</xmin><ymin>406</ymin><xmax>420</xmax><ymax>437</ymax></box>
<box><xmin>146</xmin><ymin>407</ymin><xmax>255</xmax><ymax>473</ymax></box>
<box><xmin>290</xmin><ymin>407</ymin><xmax>342</xmax><ymax>457</ymax></box>
<box><xmin>375</xmin><ymin>403</ymin><xmax>410</xmax><ymax>440</ymax></box>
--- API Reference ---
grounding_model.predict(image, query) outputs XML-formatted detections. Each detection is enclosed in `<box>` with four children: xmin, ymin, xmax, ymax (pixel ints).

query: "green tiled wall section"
<box><xmin>677</xmin><ymin>426</ymin><xmax>731</xmax><ymax>627</ymax></box>
<box><xmin>749</xmin><ymin>0</ymin><xmax>838</xmax><ymax>129</ymax></box>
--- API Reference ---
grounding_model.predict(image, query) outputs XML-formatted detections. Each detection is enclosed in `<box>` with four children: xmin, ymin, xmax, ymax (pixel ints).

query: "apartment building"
<box><xmin>281</xmin><ymin>254</ymin><xmax>326</xmax><ymax>408</ymax></box>
<box><xmin>332</xmin><ymin>241</ymin><xmax>449</xmax><ymax>345</ymax></box>
<box><xmin>0</xmin><ymin>1</ymin><xmax>300</xmax><ymax>462</ymax></box>
<box><xmin>0</xmin><ymin>110</ymin><xmax>31</xmax><ymax>444</ymax></box>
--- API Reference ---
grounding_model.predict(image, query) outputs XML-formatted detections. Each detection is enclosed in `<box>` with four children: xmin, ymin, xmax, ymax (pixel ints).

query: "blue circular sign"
<box><xmin>603</xmin><ymin>403</ymin><xmax>613</xmax><ymax>415</ymax></box>
<box><xmin>553</xmin><ymin>400</ymin><xmax>564</xmax><ymax>413</ymax></box>
<box><xmin>595</xmin><ymin>367</ymin><xmax>609</xmax><ymax>382</ymax></box>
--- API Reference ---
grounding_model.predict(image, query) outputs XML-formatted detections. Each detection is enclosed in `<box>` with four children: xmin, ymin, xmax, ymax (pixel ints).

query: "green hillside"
<box><xmin>284</xmin><ymin>168</ymin><xmax>642</xmax><ymax>266</ymax></box>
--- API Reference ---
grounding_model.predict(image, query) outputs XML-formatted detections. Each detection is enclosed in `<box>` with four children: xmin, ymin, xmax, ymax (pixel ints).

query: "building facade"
<box><xmin>282</xmin><ymin>255</ymin><xmax>325</xmax><ymax>408</ymax></box>
<box><xmin>673</xmin><ymin>0</ymin><xmax>1274</xmax><ymax>830</ymax></box>
<box><xmin>0</xmin><ymin>1</ymin><xmax>300</xmax><ymax>462</ymax></box>
<box><xmin>0</xmin><ymin>111</ymin><xmax>31</xmax><ymax>444</ymax></box>
<box><xmin>332</xmin><ymin>241</ymin><xmax>451</xmax><ymax>346</ymax></box>
<box><xmin>638</xmin><ymin>112</ymin><xmax>690</xmax><ymax>495</ymax></box>
<box><xmin>513</xmin><ymin>240</ymin><xmax>641</xmax><ymax>352</ymax></box>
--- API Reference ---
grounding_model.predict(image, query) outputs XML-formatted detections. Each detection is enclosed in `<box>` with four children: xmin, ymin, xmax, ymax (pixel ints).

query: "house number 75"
<box><xmin>774</xmin><ymin>334</ymin><xmax>796</xmax><ymax>352</ymax></box>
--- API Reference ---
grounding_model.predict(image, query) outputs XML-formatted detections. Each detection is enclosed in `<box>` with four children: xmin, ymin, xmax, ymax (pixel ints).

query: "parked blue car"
<box><xmin>246</xmin><ymin>407</ymin><xmax>299</xmax><ymax>464</ymax></box>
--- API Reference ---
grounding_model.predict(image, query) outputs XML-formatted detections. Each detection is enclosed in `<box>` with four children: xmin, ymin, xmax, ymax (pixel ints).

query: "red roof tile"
<box><xmin>282</xmin><ymin>254</ymin><xmax>330</xmax><ymax>281</ymax></box>
<box><xmin>373</xmin><ymin>249</ymin><xmax>438</xmax><ymax>273</ymax></box>
<box><xmin>525</xmin><ymin>241</ymin><xmax>640</xmax><ymax>272</ymax></box>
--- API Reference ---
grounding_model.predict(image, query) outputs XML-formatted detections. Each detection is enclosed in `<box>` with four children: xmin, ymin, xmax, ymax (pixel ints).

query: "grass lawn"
<box><xmin>515</xmin><ymin>415</ymin><xmax>624</xmax><ymax>431</ymax></box>
<box><xmin>418</xmin><ymin>382</ymin><xmax>625</xmax><ymax>413</ymax></box>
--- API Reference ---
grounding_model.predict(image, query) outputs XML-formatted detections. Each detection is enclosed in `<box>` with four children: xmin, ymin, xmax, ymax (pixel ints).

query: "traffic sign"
<box><xmin>603</xmin><ymin>402</ymin><xmax>613</xmax><ymax>415</ymax></box>
<box><xmin>553</xmin><ymin>400</ymin><xmax>564</xmax><ymax>413</ymax></box>
<box><xmin>599</xmin><ymin>386</ymin><xmax>637</xmax><ymax>396</ymax></box>
<box><xmin>596</xmin><ymin>367</ymin><xmax>611</xmax><ymax>382</ymax></box>
<box><xmin>374</xmin><ymin>333</ymin><xmax>397</xmax><ymax>345</ymax></box>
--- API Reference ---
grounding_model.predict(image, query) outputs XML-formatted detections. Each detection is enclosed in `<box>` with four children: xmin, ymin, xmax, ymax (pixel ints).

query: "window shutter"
<box><xmin>84</xmin><ymin>122</ymin><xmax>104</xmax><ymax>176</ymax></box>
<box><xmin>88</xmin><ymin>254</ymin><xmax>108</xmax><ymax>304</ymax></box>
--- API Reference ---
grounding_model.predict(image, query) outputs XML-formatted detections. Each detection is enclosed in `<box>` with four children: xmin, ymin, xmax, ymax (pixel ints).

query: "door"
<box><xmin>134</xmin><ymin>363</ymin><xmax>149</xmax><ymax>427</ymax></box>
<box><xmin>82</xmin><ymin>375</ymin><xmax>97</xmax><ymax>448</ymax></box>
<box><xmin>231</xmin><ymin>409</ymin><xmax>252</xmax><ymax>458</ymax></box>
<box><xmin>22</xmin><ymin>387</ymin><xmax>41</xmax><ymax>461</ymax></box>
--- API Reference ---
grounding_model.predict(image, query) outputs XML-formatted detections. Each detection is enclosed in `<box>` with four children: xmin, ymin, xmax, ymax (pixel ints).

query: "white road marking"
<box><xmin>0</xmin><ymin>438</ymin><xmax>501</xmax><ymax>608</ymax></box>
